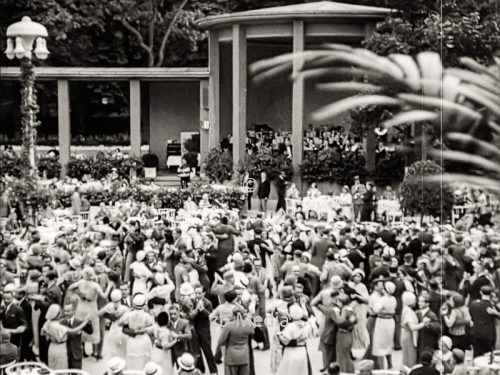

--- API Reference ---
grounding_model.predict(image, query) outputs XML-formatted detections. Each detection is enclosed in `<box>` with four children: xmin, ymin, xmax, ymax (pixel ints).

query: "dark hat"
<box><xmin>420</xmin><ymin>351</ymin><xmax>433</xmax><ymax>365</ymax></box>
<box><xmin>481</xmin><ymin>285</ymin><xmax>493</xmax><ymax>295</ymax></box>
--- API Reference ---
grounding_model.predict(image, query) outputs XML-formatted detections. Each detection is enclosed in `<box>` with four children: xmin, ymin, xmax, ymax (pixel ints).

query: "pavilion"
<box><xmin>0</xmin><ymin>1</ymin><xmax>392</xmax><ymax>180</ymax></box>
<box><xmin>198</xmin><ymin>1</ymin><xmax>392</xmax><ymax>183</ymax></box>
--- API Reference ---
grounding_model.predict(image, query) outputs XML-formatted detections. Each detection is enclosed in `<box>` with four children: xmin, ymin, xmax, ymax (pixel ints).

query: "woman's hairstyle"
<box><xmin>82</xmin><ymin>266</ymin><xmax>96</xmax><ymax>281</ymax></box>
<box><xmin>451</xmin><ymin>293</ymin><xmax>465</xmax><ymax>308</ymax></box>
<box><xmin>45</xmin><ymin>304</ymin><xmax>61</xmax><ymax>321</ymax></box>
<box><xmin>156</xmin><ymin>311</ymin><xmax>170</xmax><ymax>327</ymax></box>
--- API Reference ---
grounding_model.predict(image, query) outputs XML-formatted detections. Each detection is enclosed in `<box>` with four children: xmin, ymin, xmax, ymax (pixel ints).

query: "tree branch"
<box><xmin>121</xmin><ymin>18</ymin><xmax>152</xmax><ymax>53</ymax></box>
<box><xmin>148</xmin><ymin>0</ymin><xmax>157</xmax><ymax>51</ymax></box>
<box><xmin>155</xmin><ymin>0</ymin><xmax>189</xmax><ymax>67</ymax></box>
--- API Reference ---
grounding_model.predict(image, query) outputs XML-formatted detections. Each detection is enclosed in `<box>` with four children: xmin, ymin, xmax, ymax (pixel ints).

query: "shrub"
<box><xmin>204</xmin><ymin>148</ymin><xmax>233</xmax><ymax>183</ymax></box>
<box><xmin>142</xmin><ymin>153</ymin><xmax>159</xmax><ymax>168</ymax></box>
<box><xmin>67</xmin><ymin>154</ymin><xmax>143</xmax><ymax>180</ymax></box>
<box><xmin>400</xmin><ymin>160</ymin><xmax>454</xmax><ymax>221</ymax></box>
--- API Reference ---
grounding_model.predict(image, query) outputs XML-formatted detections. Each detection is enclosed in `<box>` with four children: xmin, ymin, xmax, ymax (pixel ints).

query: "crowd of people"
<box><xmin>1</xmin><ymin>183</ymin><xmax>499</xmax><ymax>375</ymax></box>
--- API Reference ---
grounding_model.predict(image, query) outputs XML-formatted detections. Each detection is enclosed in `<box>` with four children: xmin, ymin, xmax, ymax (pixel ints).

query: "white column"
<box><xmin>130</xmin><ymin>80</ymin><xmax>141</xmax><ymax>156</ymax></box>
<box><xmin>232</xmin><ymin>24</ymin><xmax>247</xmax><ymax>172</ymax></box>
<box><xmin>292</xmin><ymin>20</ymin><xmax>305</xmax><ymax>187</ymax></box>
<box><xmin>57</xmin><ymin>79</ymin><xmax>71</xmax><ymax>177</ymax></box>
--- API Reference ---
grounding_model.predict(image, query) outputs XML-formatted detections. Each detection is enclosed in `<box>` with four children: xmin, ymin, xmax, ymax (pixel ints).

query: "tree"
<box><xmin>364</xmin><ymin>0</ymin><xmax>500</xmax><ymax>66</ymax></box>
<box><xmin>400</xmin><ymin>160</ymin><xmax>454</xmax><ymax>222</ymax></box>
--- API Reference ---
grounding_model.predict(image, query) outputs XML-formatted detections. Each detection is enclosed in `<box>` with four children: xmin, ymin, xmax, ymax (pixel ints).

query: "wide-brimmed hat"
<box><xmin>132</xmin><ymin>293</ymin><xmax>146</xmax><ymax>309</ymax></box>
<box><xmin>107</xmin><ymin>357</ymin><xmax>126</xmax><ymax>373</ymax></box>
<box><xmin>177</xmin><ymin>353</ymin><xmax>196</xmax><ymax>371</ymax></box>
<box><xmin>143</xmin><ymin>361</ymin><xmax>162</xmax><ymax>375</ymax></box>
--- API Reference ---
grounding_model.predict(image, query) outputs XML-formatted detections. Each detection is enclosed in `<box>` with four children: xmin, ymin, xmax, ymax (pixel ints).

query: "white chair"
<box><xmin>53</xmin><ymin>370</ymin><xmax>90</xmax><ymax>375</ymax></box>
<box><xmin>0</xmin><ymin>361</ymin><xmax>15</xmax><ymax>375</ymax></box>
<box><xmin>285</xmin><ymin>198</ymin><xmax>301</xmax><ymax>216</ymax></box>
<box><xmin>80</xmin><ymin>211</ymin><xmax>90</xmax><ymax>221</ymax></box>
<box><xmin>157</xmin><ymin>208</ymin><xmax>176</xmax><ymax>221</ymax></box>
<box><xmin>5</xmin><ymin>362</ymin><xmax>51</xmax><ymax>375</ymax></box>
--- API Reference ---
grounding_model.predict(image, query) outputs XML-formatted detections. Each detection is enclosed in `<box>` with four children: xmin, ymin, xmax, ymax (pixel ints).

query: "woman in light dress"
<box><xmin>130</xmin><ymin>250</ymin><xmax>153</xmax><ymax>295</ymax></box>
<box><xmin>276</xmin><ymin>304</ymin><xmax>314</xmax><ymax>375</ymax></box>
<box><xmin>149</xmin><ymin>311</ymin><xmax>176</xmax><ymax>375</ymax></box>
<box><xmin>98</xmin><ymin>289</ymin><xmax>129</xmax><ymax>358</ymax></box>
<box><xmin>371</xmin><ymin>281</ymin><xmax>397</xmax><ymax>369</ymax></box>
<box><xmin>41</xmin><ymin>304</ymin><xmax>90</xmax><ymax>369</ymax></box>
<box><xmin>118</xmin><ymin>293</ymin><xmax>154</xmax><ymax>370</ymax></box>
<box><xmin>349</xmin><ymin>269</ymin><xmax>370</xmax><ymax>359</ymax></box>
<box><xmin>401</xmin><ymin>291</ymin><xmax>419</xmax><ymax>368</ymax></box>
<box><xmin>66</xmin><ymin>267</ymin><xmax>112</xmax><ymax>346</ymax></box>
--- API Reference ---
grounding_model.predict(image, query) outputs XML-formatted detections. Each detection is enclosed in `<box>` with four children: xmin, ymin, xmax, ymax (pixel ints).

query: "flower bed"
<box><xmin>6</xmin><ymin>178</ymin><xmax>246</xmax><ymax>212</ymax></box>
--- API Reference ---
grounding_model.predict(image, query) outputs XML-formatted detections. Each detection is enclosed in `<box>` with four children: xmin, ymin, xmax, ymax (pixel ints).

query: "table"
<box><xmin>302</xmin><ymin>195</ymin><xmax>353</xmax><ymax>220</ymax></box>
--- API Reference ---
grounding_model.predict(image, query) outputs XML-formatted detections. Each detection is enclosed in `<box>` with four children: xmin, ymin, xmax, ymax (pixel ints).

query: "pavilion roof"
<box><xmin>198</xmin><ymin>1</ymin><xmax>392</xmax><ymax>29</ymax></box>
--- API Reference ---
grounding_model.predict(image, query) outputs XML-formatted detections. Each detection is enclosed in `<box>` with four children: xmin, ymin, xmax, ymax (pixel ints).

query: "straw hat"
<box><xmin>143</xmin><ymin>362</ymin><xmax>162</xmax><ymax>375</ymax></box>
<box><xmin>177</xmin><ymin>353</ymin><xmax>196</xmax><ymax>371</ymax></box>
<box><xmin>107</xmin><ymin>357</ymin><xmax>126</xmax><ymax>373</ymax></box>
<box><xmin>110</xmin><ymin>289</ymin><xmax>122</xmax><ymax>303</ymax></box>
<box><xmin>289</xmin><ymin>304</ymin><xmax>304</xmax><ymax>321</ymax></box>
<box><xmin>132</xmin><ymin>293</ymin><xmax>146</xmax><ymax>309</ymax></box>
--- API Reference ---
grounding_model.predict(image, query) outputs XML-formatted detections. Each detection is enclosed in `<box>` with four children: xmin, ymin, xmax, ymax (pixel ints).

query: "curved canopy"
<box><xmin>198</xmin><ymin>1</ymin><xmax>392</xmax><ymax>29</ymax></box>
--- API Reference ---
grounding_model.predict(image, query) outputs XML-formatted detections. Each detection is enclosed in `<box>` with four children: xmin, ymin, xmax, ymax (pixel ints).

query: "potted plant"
<box><xmin>142</xmin><ymin>153</ymin><xmax>159</xmax><ymax>179</ymax></box>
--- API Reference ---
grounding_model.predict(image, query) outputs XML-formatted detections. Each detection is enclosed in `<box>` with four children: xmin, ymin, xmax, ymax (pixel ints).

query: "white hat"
<box><xmin>3</xmin><ymin>283</ymin><xmax>16</xmax><ymax>293</ymax></box>
<box><xmin>132</xmin><ymin>293</ymin><xmax>146</xmax><ymax>309</ymax></box>
<box><xmin>440</xmin><ymin>336</ymin><xmax>453</xmax><ymax>351</ymax></box>
<box><xmin>143</xmin><ymin>361</ymin><xmax>162</xmax><ymax>375</ymax></box>
<box><xmin>69</xmin><ymin>258</ymin><xmax>82</xmax><ymax>270</ymax></box>
<box><xmin>289</xmin><ymin>304</ymin><xmax>304</xmax><ymax>321</ymax></box>
<box><xmin>384</xmin><ymin>281</ymin><xmax>396</xmax><ymax>295</ymax></box>
<box><xmin>110</xmin><ymin>289</ymin><xmax>122</xmax><ymax>303</ymax></box>
<box><xmin>136</xmin><ymin>250</ymin><xmax>146</xmax><ymax>262</ymax></box>
<box><xmin>154</xmin><ymin>273</ymin><xmax>165</xmax><ymax>286</ymax></box>
<box><xmin>330</xmin><ymin>275</ymin><xmax>344</xmax><ymax>289</ymax></box>
<box><xmin>177</xmin><ymin>352</ymin><xmax>196</xmax><ymax>371</ymax></box>
<box><xmin>107</xmin><ymin>357</ymin><xmax>126</xmax><ymax>373</ymax></box>
<box><xmin>179</xmin><ymin>283</ymin><xmax>194</xmax><ymax>297</ymax></box>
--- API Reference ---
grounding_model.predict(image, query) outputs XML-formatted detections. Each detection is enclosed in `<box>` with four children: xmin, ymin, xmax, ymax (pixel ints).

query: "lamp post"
<box><xmin>4</xmin><ymin>16</ymin><xmax>49</xmax><ymax>177</ymax></box>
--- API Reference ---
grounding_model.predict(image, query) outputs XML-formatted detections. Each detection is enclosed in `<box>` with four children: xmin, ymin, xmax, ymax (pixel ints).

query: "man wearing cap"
<box><xmin>351</xmin><ymin>176</ymin><xmax>366</xmax><ymax>222</ymax></box>
<box><xmin>218</xmin><ymin>307</ymin><xmax>255</xmax><ymax>375</ymax></box>
<box><xmin>469</xmin><ymin>285</ymin><xmax>500</xmax><ymax>357</ymax></box>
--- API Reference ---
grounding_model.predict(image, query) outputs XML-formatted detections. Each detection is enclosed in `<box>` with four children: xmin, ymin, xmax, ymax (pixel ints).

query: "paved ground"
<box><xmin>81</xmin><ymin>320</ymin><xmax>402</xmax><ymax>374</ymax></box>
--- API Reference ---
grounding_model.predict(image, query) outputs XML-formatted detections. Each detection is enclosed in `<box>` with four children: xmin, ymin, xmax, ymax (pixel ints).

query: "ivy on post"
<box><xmin>20</xmin><ymin>57</ymin><xmax>40</xmax><ymax>178</ymax></box>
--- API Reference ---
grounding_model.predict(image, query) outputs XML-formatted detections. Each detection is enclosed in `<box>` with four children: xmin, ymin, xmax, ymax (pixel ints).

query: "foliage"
<box><xmin>182</xmin><ymin>151</ymin><xmax>199</xmax><ymax>168</ymax></box>
<box><xmin>4</xmin><ymin>177</ymin><xmax>245</xmax><ymax>212</ymax></box>
<box><xmin>1</xmin><ymin>153</ymin><xmax>60</xmax><ymax>179</ymax></box>
<box><xmin>67</xmin><ymin>154</ymin><xmax>143</xmax><ymax>180</ymax></box>
<box><xmin>400</xmin><ymin>160</ymin><xmax>454</xmax><ymax>218</ymax></box>
<box><xmin>301</xmin><ymin>148</ymin><xmax>340</xmax><ymax>182</ymax></box>
<box><xmin>36</xmin><ymin>156</ymin><xmax>61</xmax><ymax>179</ymax></box>
<box><xmin>142</xmin><ymin>153</ymin><xmax>159</xmax><ymax>168</ymax></box>
<box><xmin>335</xmin><ymin>152</ymin><xmax>367</xmax><ymax>187</ymax></box>
<box><xmin>371</xmin><ymin>152</ymin><xmax>406</xmax><ymax>187</ymax></box>
<box><xmin>251</xmin><ymin>47</ymin><xmax>500</xmax><ymax>193</ymax></box>
<box><xmin>240</xmin><ymin>151</ymin><xmax>293</xmax><ymax>181</ymax></box>
<box><xmin>364</xmin><ymin>0</ymin><xmax>500</xmax><ymax>66</ymax></box>
<box><xmin>204</xmin><ymin>148</ymin><xmax>232</xmax><ymax>183</ymax></box>
<box><xmin>183</xmin><ymin>133</ymin><xmax>200</xmax><ymax>153</ymax></box>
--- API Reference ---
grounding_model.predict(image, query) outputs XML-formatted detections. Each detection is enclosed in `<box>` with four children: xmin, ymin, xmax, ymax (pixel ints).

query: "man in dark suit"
<box><xmin>257</xmin><ymin>171</ymin><xmax>271</xmax><ymax>213</ymax></box>
<box><xmin>168</xmin><ymin>304</ymin><xmax>193</xmax><ymax>366</ymax></box>
<box><xmin>275</xmin><ymin>171</ymin><xmax>287</xmax><ymax>212</ymax></box>
<box><xmin>416</xmin><ymin>294</ymin><xmax>441</xmax><ymax>359</ymax></box>
<box><xmin>190</xmin><ymin>285</ymin><xmax>217</xmax><ymax>374</ymax></box>
<box><xmin>59</xmin><ymin>303</ymin><xmax>93</xmax><ymax>369</ymax></box>
<box><xmin>409</xmin><ymin>352</ymin><xmax>440</xmax><ymax>375</ymax></box>
<box><xmin>45</xmin><ymin>270</ymin><xmax>63</xmax><ymax>306</ymax></box>
<box><xmin>317</xmin><ymin>298</ymin><xmax>338</xmax><ymax>370</ymax></box>
<box><xmin>0</xmin><ymin>288</ymin><xmax>27</xmax><ymax>350</ymax></box>
<box><xmin>15</xmin><ymin>287</ymin><xmax>35</xmax><ymax>361</ymax></box>
<box><xmin>311</xmin><ymin>227</ymin><xmax>336</xmax><ymax>269</ymax></box>
<box><xmin>218</xmin><ymin>307</ymin><xmax>255</xmax><ymax>375</ymax></box>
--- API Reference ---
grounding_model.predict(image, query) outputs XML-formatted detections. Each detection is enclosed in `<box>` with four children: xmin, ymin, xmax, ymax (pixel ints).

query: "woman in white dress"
<box><xmin>276</xmin><ymin>304</ymin><xmax>314</xmax><ymax>375</ymax></box>
<box><xmin>98</xmin><ymin>289</ymin><xmax>129</xmax><ymax>358</ymax></box>
<box><xmin>130</xmin><ymin>250</ymin><xmax>153</xmax><ymax>296</ymax></box>
<box><xmin>371</xmin><ymin>281</ymin><xmax>397</xmax><ymax>369</ymax></box>
<box><xmin>401</xmin><ymin>291</ymin><xmax>419</xmax><ymax>368</ymax></box>
<box><xmin>42</xmin><ymin>304</ymin><xmax>90</xmax><ymax>370</ymax></box>
<box><xmin>148</xmin><ymin>311</ymin><xmax>176</xmax><ymax>375</ymax></box>
<box><xmin>118</xmin><ymin>293</ymin><xmax>154</xmax><ymax>370</ymax></box>
<box><xmin>66</xmin><ymin>267</ymin><xmax>112</xmax><ymax>346</ymax></box>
